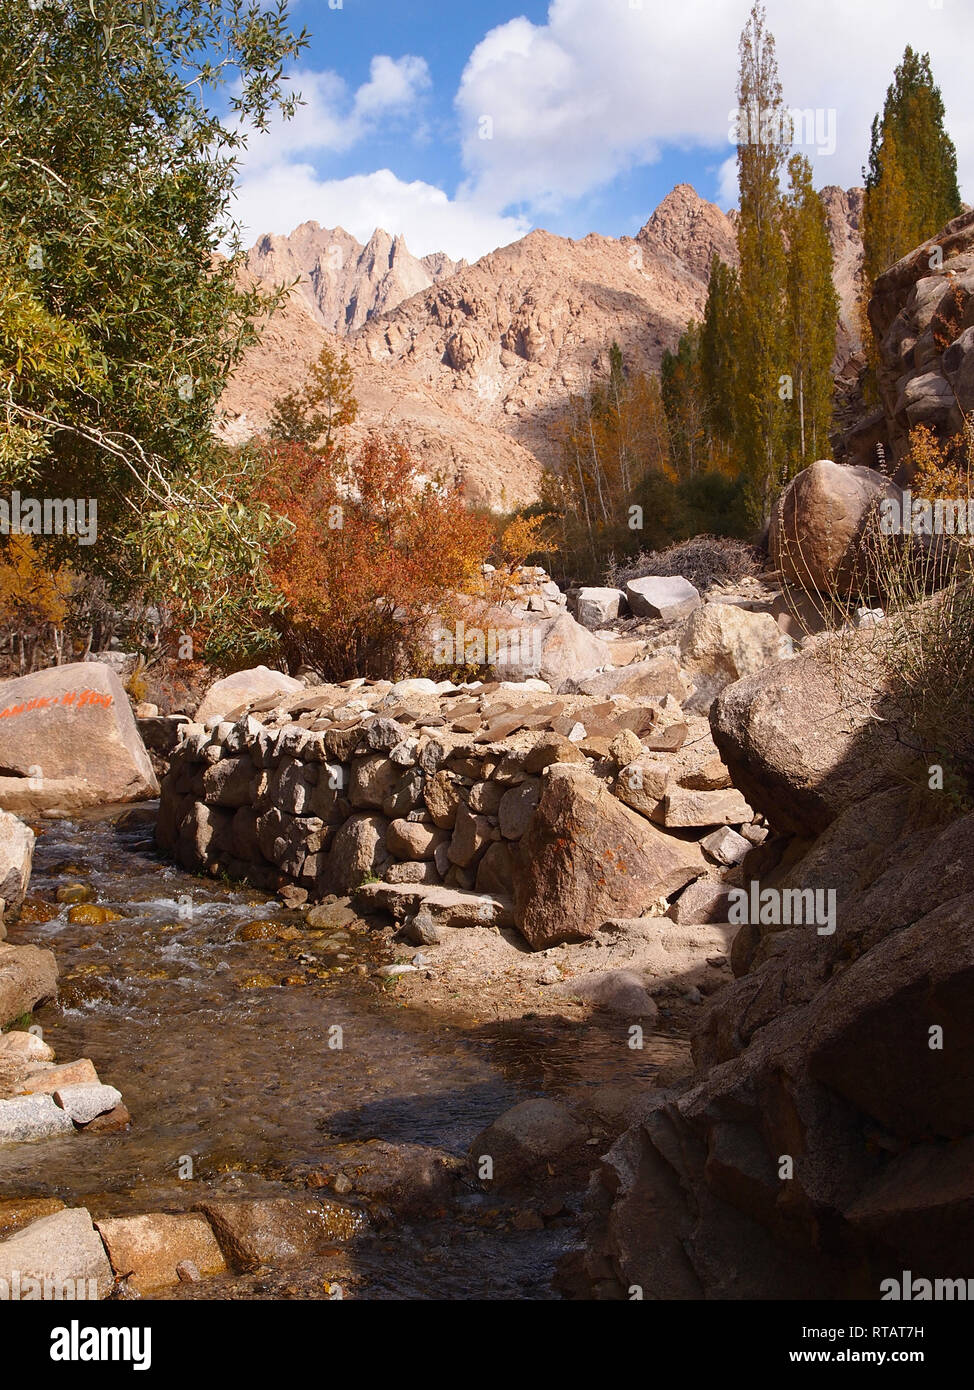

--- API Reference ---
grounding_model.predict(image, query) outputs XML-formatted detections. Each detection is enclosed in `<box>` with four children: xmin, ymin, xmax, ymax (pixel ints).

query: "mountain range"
<box><xmin>220</xmin><ymin>184</ymin><xmax>864</xmax><ymax>509</ymax></box>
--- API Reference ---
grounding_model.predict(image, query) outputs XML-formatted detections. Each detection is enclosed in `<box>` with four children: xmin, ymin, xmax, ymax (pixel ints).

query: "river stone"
<box><xmin>354</xmin><ymin>882</ymin><xmax>514</xmax><ymax>929</ymax></box>
<box><xmin>475</xmin><ymin>841</ymin><xmax>514</xmax><ymax>896</ymax></box>
<box><xmin>666</xmin><ymin>878</ymin><xmax>733</xmax><ymax>925</ymax></box>
<box><xmin>0</xmin><ymin>943</ymin><xmax>58</xmax><ymax>1029</ymax></box>
<box><xmin>469</xmin><ymin>1099</ymin><xmax>586</xmax><ymax>1186</ymax></box>
<box><xmin>19</xmin><ymin>1057</ymin><xmax>99</xmax><ymax>1094</ymax></box>
<box><xmin>0</xmin><ymin>1094</ymin><xmax>76</xmax><ymax>1143</ymax></box>
<box><xmin>95</xmin><ymin>1213</ymin><xmax>226</xmax><ymax>1294</ymax></box>
<box><xmin>0</xmin><ymin>1207</ymin><xmax>113</xmax><ymax>1297</ymax></box>
<box><xmin>178</xmin><ymin>802</ymin><xmax>232</xmax><ymax>872</ymax></box>
<box><xmin>615</xmin><ymin>755</ymin><xmax>671</xmax><ymax>817</ymax></box>
<box><xmin>384</xmin><ymin>860</ymin><xmax>438</xmax><ymax>885</ymax></box>
<box><xmin>402</xmin><ymin>910</ymin><xmax>441</xmax><ymax>945</ymax></box>
<box><xmin>0</xmin><ymin>1030</ymin><xmax>54</xmax><ymax>1063</ymax></box>
<box><xmin>522</xmin><ymin>734</ymin><xmax>586</xmax><ymax>774</ymax></box>
<box><xmin>553</xmin><ymin>968</ymin><xmax>658</xmax><ymax>1020</ymax></box>
<box><xmin>348</xmin><ymin>754</ymin><xmax>399</xmax><ymax>811</ymax></box>
<box><xmin>318</xmin><ymin>1140</ymin><xmax>461</xmax><ymax>1214</ymax></box>
<box><xmin>0</xmin><ymin>811</ymin><xmax>34</xmax><ymax>921</ymax></box>
<box><xmin>0</xmin><ymin>661</ymin><xmax>158</xmax><ymax>814</ymax></box>
<box><xmin>468</xmin><ymin>780</ymin><xmax>503</xmax><ymax>815</ymax></box>
<box><xmin>700</xmin><ymin>826</ymin><xmax>750</xmax><ymax>866</ymax></box>
<box><xmin>195</xmin><ymin>666</ymin><xmax>302</xmax><ymax>724</ymax></box>
<box><xmin>197</xmin><ymin>1197</ymin><xmax>366</xmax><ymax>1272</ymax></box>
<box><xmin>424</xmin><ymin>770</ymin><xmax>462</xmax><ymax>829</ymax></box>
<box><xmin>53</xmin><ymin>1082</ymin><xmax>122</xmax><ymax>1125</ymax></box>
<box><xmin>202</xmin><ymin>755</ymin><xmax>256</xmax><ymax>809</ymax></box>
<box><xmin>625</xmin><ymin>575</ymin><xmax>701</xmax><ymax>621</ymax></box>
<box><xmin>362</xmin><ymin>716</ymin><xmax>409</xmax><ymax>751</ymax></box>
<box><xmin>514</xmin><ymin>765</ymin><xmax>705</xmax><ymax>949</ymax></box>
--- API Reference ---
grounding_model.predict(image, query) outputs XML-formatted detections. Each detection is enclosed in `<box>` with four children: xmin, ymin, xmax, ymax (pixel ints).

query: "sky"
<box><xmin>229</xmin><ymin>0</ymin><xmax>974</xmax><ymax>262</ymax></box>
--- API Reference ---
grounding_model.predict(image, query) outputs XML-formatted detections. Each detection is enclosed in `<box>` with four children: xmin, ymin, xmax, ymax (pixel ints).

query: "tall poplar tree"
<box><xmin>862</xmin><ymin>47</ymin><xmax>961</xmax><ymax>283</ymax></box>
<box><xmin>783</xmin><ymin>154</ymin><xmax>839</xmax><ymax>470</ymax></box>
<box><xmin>699</xmin><ymin>258</ymin><xmax>741</xmax><ymax>456</ymax></box>
<box><xmin>733</xmin><ymin>2</ymin><xmax>791</xmax><ymax>521</ymax></box>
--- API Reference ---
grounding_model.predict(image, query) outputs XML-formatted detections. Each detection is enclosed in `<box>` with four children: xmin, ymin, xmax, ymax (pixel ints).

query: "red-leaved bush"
<box><xmin>259</xmin><ymin>433</ymin><xmax>493</xmax><ymax>680</ymax></box>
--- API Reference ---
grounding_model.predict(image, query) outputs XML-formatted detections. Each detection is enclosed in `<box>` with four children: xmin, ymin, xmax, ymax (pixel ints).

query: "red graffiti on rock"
<box><xmin>0</xmin><ymin>689</ymin><xmax>114</xmax><ymax>719</ymax></box>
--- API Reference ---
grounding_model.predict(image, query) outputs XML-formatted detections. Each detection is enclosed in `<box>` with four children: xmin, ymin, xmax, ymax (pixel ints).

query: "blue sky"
<box><xmin>230</xmin><ymin>0</ymin><xmax>974</xmax><ymax>261</ymax></box>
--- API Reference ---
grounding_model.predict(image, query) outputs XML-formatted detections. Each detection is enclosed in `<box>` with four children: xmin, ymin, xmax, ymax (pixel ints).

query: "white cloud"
<box><xmin>232</xmin><ymin>2</ymin><xmax>974</xmax><ymax>262</ymax></box>
<box><xmin>716</xmin><ymin>154</ymin><xmax>738</xmax><ymax>208</ymax></box>
<box><xmin>231</xmin><ymin>165</ymin><xmax>529</xmax><ymax>262</ymax></box>
<box><xmin>235</xmin><ymin>55</ymin><xmax>431</xmax><ymax>175</ymax></box>
<box><xmin>456</xmin><ymin>0</ymin><xmax>974</xmax><ymax>212</ymax></box>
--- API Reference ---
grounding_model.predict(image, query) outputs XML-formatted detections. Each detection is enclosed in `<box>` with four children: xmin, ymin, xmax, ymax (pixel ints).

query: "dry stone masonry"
<box><xmin>157</xmin><ymin>666</ymin><xmax>768</xmax><ymax>950</ymax></box>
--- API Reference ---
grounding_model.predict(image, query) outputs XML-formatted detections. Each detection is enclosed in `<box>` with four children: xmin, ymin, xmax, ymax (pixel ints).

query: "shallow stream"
<box><xmin>2</xmin><ymin>805</ymin><xmax>666</xmax><ymax>1298</ymax></box>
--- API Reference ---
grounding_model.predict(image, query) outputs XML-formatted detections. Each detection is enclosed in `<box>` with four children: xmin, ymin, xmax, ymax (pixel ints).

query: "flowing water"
<box><xmin>1</xmin><ymin>805</ymin><xmax>671</xmax><ymax>1299</ymax></box>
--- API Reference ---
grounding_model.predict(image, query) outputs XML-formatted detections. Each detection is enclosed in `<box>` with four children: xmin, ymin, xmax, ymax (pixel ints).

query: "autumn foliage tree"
<box><xmin>261</xmin><ymin>434</ymin><xmax>493</xmax><ymax>681</ymax></box>
<box><xmin>268</xmin><ymin>344</ymin><xmax>358</xmax><ymax>450</ymax></box>
<box><xmin>542</xmin><ymin>351</ymin><xmax>676</xmax><ymax>579</ymax></box>
<box><xmin>862</xmin><ymin>47</ymin><xmax>961</xmax><ymax>286</ymax></box>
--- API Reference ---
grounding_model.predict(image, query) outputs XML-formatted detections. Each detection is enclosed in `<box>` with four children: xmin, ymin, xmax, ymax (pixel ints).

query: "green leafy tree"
<box><xmin>733</xmin><ymin>2</ymin><xmax>791</xmax><ymax>522</ymax></box>
<box><xmin>699</xmin><ymin>257</ymin><xmax>741</xmax><ymax>455</ymax></box>
<box><xmin>783</xmin><ymin>154</ymin><xmax>839</xmax><ymax>470</ymax></box>
<box><xmin>268</xmin><ymin>344</ymin><xmax>358</xmax><ymax>451</ymax></box>
<box><xmin>0</xmin><ymin>0</ymin><xmax>307</xmax><ymax>644</ymax></box>
<box><xmin>661</xmin><ymin>323</ymin><xmax>706</xmax><ymax>476</ymax></box>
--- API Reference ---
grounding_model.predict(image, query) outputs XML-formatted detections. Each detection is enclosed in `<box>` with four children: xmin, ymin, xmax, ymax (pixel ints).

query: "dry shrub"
<box><xmin>608</xmin><ymin>534</ymin><xmax>762</xmax><ymax>592</ymax></box>
<box><xmin>261</xmin><ymin>433</ymin><xmax>493</xmax><ymax>681</ymax></box>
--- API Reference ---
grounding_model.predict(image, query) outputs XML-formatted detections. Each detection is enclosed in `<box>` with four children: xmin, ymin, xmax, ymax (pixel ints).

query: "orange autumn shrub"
<box><xmin>261</xmin><ymin>433</ymin><xmax>493</xmax><ymax>680</ymax></box>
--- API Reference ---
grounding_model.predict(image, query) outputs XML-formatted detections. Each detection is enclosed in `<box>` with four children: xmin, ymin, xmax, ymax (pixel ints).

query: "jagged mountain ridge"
<box><xmin>244</xmin><ymin>222</ymin><xmax>466</xmax><ymax>335</ymax></box>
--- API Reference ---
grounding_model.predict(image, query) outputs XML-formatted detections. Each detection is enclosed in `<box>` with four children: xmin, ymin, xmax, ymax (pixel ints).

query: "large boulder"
<box><xmin>0</xmin><ymin>942</ymin><xmax>58</xmax><ymax>1027</ymax></box>
<box><xmin>537</xmin><ymin>612</ymin><xmax>613</xmax><ymax>687</ymax></box>
<box><xmin>195</xmin><ymin>665</ymin><xmax>303</xmax><ymax>724</ymax></box>
<box><xmin>563</xmin><ymin>657</ymin><xmax>687</xmax><ymax>702</ymax></box>
<box><xmin>0</xmin><ymin>1207</ymin><xmax>113</xmax><ymax>1299</ymax></box>
<box><xmin>582</xmin><ymin>805</ymin><xmax>974</xmax><ymax>1300</ymax></box>
<box><xmin>625</xmin><ymin>575</ymin><xmax>700</xmax><ymax>621</ymax></box>
<box><xmin>769</xmin><ymin>459</ymin><xmax>900</xmax><ymax>594</ymax></box>
<box><xmin>0</xmin><ymin>812</ymin><xmax>34</xmax><ymax>930</ymax></box>
<box><xmin>576</xmin><ymin>587</ymin><xmax>626</xmax><ymax>628</ymax></box>
<box><xmin>863</xmin><ymin>208</ymin><xmax>974</xmax><ymax>467</ymax></box>
<box><xmin>710</xmin><ymin>644</ymin><xmax>911</xmax><ymax>837</ymax></box>
<box><xmin>0</xmin><ymin>662</ymin><xmax>158</xmax><ymax>813</ymax></box>
<box><xmin>679</xmin><ymin>603</ymin><xmax>791</xmax><ymax>712</ymax></box>
<box><xmin>514</xmin><ymin>765</ymin><xmax>704</xmax><ymax>949</ymax></box>
<box><xmin>446</xmin><ymin>601</ymin><xmax>610</xmax><ymax>686</ymax></box>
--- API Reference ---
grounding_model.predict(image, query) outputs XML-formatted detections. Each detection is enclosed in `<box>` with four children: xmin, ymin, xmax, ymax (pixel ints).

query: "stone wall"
<box><xmin>157</xmin><ymin>669</ymin><xmax>765</xmax><ymax>948</ymax></box>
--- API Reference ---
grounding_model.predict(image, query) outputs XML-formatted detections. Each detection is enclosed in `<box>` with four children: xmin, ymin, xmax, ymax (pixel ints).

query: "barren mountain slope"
<box><xmin>221</xmin><ymin>184</ymin><xmax>863</xmax><ymax>509</ymax></box>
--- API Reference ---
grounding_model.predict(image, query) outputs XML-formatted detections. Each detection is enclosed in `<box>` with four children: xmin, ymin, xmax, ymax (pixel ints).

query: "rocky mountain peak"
<box><xmin>243</xmin><ymin>222</ymin><xmax>463</xmax><ymax>335</ymax></box>
<box><xmin>639</xmin><ymin>183</ymin><xmax>739</xmax><ymax>280</ymax></box>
